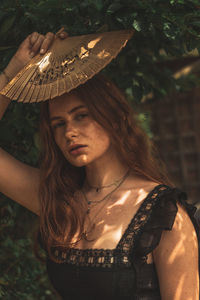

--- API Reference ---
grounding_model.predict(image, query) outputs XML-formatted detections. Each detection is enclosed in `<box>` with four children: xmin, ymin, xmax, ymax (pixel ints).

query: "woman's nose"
<box><xmin>64</xmin><ymin>123</ymin><xmax>78</xmax><ymax>139</ymax></box>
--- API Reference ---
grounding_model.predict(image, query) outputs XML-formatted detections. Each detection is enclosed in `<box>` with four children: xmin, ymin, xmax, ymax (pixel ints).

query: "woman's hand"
<box><xmin>0</xmin><ymin>29</ymin><xmax>68</xmax><ymax>120</ymax></box>
<box><xmin>4</xmin><ymin>29</ymin><xmax>68</xmax><ymax>81</ymax></box>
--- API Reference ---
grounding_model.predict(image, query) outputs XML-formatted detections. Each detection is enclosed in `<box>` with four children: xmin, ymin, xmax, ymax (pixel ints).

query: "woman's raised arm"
<box><xmin>0</xmin><ymin>147</ymin><xmax>40</xmax><ymax>214</ymax></box>
<box><xmin>0</xmin><ymin>30</ymin><xmax>68</xmax><ymax>215</ymax></box>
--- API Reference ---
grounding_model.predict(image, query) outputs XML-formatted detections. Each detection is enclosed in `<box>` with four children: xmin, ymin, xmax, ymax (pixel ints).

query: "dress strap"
<box><xmin>116</xmin><ymin>184</ymin><xmax>178</xmax><ymax>253</ymax></box>
<box><xmin>122</xmin><ymin>185</ymin><xmax>199</xmax><ymax>259</ymax></box>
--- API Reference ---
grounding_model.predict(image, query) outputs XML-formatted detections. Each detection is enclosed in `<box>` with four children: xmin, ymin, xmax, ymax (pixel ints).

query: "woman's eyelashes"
<box><xmin>52</xmin><ymin>121</ymin><xmax>65</xmax><ymax>129</ymax></box>
<box><xmin>75</xmin><ymin>113</ymin><xmax>88</xmax><ymax>121</ymax></box>
<box><xmin>52</xmin><ymin>113</ymin><xmax>89</xmax><ymax>129</ymax></box>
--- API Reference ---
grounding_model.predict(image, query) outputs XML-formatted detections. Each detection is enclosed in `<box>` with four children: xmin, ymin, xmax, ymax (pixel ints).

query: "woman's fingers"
<box><xmin>30</xmin><ymin>32</ymin><xmax>40</xmax><ymax>45</ymax></box>
<box><xmin>58</xmin><ymin>31</ymin><xmax>69</xmax><ymax>39</ymax></box>
<box><xmin>29</xmin><ymin>34</ymin><xmax>45</xmax><ymax>56</ymax></box>
<box><xmin>39</xmin><ymin>31</ymin><xmax>69</xmax><ymax>54</ymax></box>
<box><xmin>39</xmin><ymin>32</ymin><xmax>55</xmax><ymax>54</ymax></box>
<box><xmin>29</xmin><ymin>30</ymin><xmax>69</xmax><ymax>57</ymax></box>
<box><xmin>5</xmin><ymin>30</ymin><xmax>69</xmax><ymax>80</ymax></box>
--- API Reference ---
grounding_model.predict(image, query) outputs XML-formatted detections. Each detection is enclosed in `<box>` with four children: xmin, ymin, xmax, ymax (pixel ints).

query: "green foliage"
<box><xmin>0</xmin><ymin>198</ymin><xmax>59</xmax><ymax>299</ymax></box>
<box><xmin>0</xmin><ymin>0</ymin><xmax>200</xmax><ymax>98</ymax></box>
<box><xmin>0</xmin><ymin>0</ymin><xmax>199</xmax><ymax>298</ymax></box>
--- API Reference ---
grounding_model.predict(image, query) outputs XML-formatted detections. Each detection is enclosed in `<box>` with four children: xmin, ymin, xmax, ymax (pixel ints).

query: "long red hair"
<box><xmin>37</xmin><ymin>74</ymin><xmax>173</xmax><ymax>261</ymax></box>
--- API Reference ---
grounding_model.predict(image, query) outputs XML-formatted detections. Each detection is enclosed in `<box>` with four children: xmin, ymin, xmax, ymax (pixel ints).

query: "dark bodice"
<box><xmin>45</xmin><ymin>185</ymin><xmax>199</xmax><ymax>300</ymax></box>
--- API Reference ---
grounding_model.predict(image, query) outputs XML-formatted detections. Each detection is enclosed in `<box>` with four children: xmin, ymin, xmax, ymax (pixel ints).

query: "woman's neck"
<box><xmin>85</xmin><ymin>149</ymin><xmax>129</xmax><ymax>188</ymax></box>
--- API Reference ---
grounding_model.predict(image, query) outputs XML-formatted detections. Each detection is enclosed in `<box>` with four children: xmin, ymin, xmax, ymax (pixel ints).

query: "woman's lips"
<box><xmin>70</xmin><ymin>145</ymin><xmax>87</xmax><ymax>155</ymax></box>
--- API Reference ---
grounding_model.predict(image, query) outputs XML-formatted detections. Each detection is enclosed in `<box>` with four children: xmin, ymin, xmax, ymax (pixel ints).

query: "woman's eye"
<box><xmin>76</xmin><ymin>113</ymin><xmax>88</xmax><ymax>120</ymax></box>
<box><xmin>52</xmin><ymin>122</ymin><xmax>65</xmax><ymax>129</ymax></box>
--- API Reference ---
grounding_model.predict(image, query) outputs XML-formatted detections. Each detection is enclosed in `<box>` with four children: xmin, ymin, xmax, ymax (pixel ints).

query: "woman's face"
<box><xmin>48</xmin><ymin>92</ymin><xmax>111</xmax><ymax>167</ymax></box>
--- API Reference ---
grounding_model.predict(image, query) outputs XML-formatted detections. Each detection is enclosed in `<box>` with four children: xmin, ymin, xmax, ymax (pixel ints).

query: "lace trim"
<box><xmin>117</xmin><ymin>185</ymin><xmax>169</xmax><ymax>252</ymax></box>
<box><xmin>53</xmin><ymin>247</ymin><xmax>131</xmax><ymax>268</ymax></box>
<box><xmin>52</xmin><ymin>184</ymin><xmax>169</xmax><ymax>267</ymax></box>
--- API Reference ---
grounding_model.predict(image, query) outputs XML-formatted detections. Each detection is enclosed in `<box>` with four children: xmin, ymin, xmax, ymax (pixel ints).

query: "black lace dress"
<box><xmin>45</xmin><ymin>184</ymin><xmax>199</xmax><ymax>300</ymax></box>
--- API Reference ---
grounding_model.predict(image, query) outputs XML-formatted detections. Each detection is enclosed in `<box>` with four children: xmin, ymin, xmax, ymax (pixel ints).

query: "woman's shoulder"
<box><xmin>122</xmin><ymin>176</ymin><xmax>167</xmax><ymax>199</ymax></box>
<box><xmin>152</xmin><ymin>198</ymin><xmax>199</xmax><ymax>300</ymax></box>
<box><xmin>123</xmin><ymin>174</ymin><xmax>162</xmax><ymax>190</ymax></box>
<box><xmin>132</xmin><ymin>179</ymin><xmax>199</xmax><ymax>257</ymax></box>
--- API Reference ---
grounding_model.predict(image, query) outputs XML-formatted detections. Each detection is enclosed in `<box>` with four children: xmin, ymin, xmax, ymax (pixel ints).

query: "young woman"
<box><xmin>0</xmin><ymin>31</ymin><xmax>199</xmax><ymax>300</ymax></box>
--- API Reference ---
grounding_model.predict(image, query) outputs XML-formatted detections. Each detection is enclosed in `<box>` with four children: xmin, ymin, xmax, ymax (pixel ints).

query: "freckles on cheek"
<box><xmin>90</xmin><ymin>123</ymin><xmax>111</xmax><ymax>147</ymax></box>
<box><xmin>89</xmin><ymin>120</ymin><xmax>107</xmax><ymax>136</ymax></box>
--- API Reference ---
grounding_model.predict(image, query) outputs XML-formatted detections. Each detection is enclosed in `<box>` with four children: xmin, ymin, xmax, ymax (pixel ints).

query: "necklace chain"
<box><xmin>82</xmin><ymin>169</ymin><xmax>130</xmax><ymax>214</ymax></box>
<box><xmin>81</xmin><ymin>169</ymin><xmax>130</xmax><ymax>241</ymax></box>
<box><xmin>85</xmin><ymin>172</ymin><xmax>128</xmax><ymax>192</ymax></box>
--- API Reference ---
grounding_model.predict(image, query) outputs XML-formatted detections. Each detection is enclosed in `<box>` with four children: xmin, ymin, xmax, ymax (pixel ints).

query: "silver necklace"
<box><xmin>80</xmin><ymin>169</ymin><xmax>130</xmax><ymax>241</ymax></box>
<box><xmin>85</xmin><ymin>172</ymin><xmax>129</xmax><ymax>192</ymax></box>
<box><xmin>82</xmin><ymin>169</ymin><xmax>130</xmax><ymax>215</ymax></box>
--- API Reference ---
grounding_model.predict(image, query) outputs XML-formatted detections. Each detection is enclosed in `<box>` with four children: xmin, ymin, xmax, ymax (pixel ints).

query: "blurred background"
<box><xmin>0</xmin><ymin>0</ymin><xmax>200</xmax><ymax>299</ymax></box>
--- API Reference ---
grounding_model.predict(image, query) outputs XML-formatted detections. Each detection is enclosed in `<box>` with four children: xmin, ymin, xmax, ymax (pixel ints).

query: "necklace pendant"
<box><xmin>82</xmin><ymin>231</ymin><xmax>87</xmax><ymax>239</ymax></box>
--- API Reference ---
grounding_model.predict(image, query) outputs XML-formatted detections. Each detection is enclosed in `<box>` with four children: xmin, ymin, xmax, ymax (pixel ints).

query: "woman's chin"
<box><xmin>67</xmin><ymin>154</ymin><xmax>90</xmax><ymax>167</ymax></box>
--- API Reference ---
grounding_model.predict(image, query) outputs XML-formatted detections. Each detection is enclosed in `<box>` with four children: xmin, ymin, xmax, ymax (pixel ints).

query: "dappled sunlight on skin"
<box><xmin>107</xmin><ymin>188</ymin><xmax>148</xmax><ymax>210</ymax></box>
<box><xmin>167</xmin><ymin>207</ymin><xmax>197</xmax><ymax>264</ymax></box>
<box><xmin>168</xmin><ymin>238</ymin><xmax>185</xmax><ymax>263</ymax></box>
<box><xmin>77</xmin><ymin>187</ymin><xmax>154</xmax><ymax>249</ymax></box>
<box><xmin>137</xmin><ymin>187</ymin><xmax>150</xmax><ymax>202</ymax></box>
<box><xmin>175</xmin><ymin>275</ymin><xmax>185</xmax><ymax>299</ymax></box>
<box><xmin>168</xmin><ymin>211</ymin><xmax>186</xmax><ymax>263</ymax></box>
<box><xmin>154</xmin><ymin>203</ymin><xmax>199</xmax><ymax>300</ymax></box>
<box><xmin>176</xmin><ymin>274</ymin><xmax>196</xmax><ymax>300</ymax></box>
<box><xmin>71</xmin><ymin>189</ymin><xmax>199</xmax><ymax>298</ymax></box>
<box><xmin>96</xmin><ymin>219</ymin><xmax>104</xmax><ymax>226</ymax></box>
<box><xmin>107</xmin><ymin>190</ymin><xmax>131</xmax><ymax>210</ymax></box>
<box><xmin>92</xmin><ymin>224</ymin><xmax>123</xmax><ymax>249</ymax></box>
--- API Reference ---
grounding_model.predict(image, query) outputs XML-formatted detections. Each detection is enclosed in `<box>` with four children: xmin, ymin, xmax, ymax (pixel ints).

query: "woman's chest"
<box><xmin>72</xmin><ymin>185</ymin><xmax>156</xmax><ymax>260</ymax></box>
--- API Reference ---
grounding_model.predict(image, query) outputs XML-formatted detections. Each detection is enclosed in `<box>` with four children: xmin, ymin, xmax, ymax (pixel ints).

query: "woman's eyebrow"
<box><xmin>50</xmin><ymin>105</ymin><xmax>87</xmax><ymax>122</ymax></box>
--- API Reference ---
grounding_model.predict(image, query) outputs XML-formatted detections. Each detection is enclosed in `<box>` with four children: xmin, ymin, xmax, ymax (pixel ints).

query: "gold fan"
<box><xmin>0</xmin><ymin>29</ymin><xmax>134</xmax><ymax>103</ymax></box>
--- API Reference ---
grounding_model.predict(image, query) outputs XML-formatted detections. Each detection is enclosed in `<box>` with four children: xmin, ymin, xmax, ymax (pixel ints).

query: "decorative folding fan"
<box><xmin>0</xmin><ymin>29</ymin><xmax>134</xmax><ymax>103</ymax></box>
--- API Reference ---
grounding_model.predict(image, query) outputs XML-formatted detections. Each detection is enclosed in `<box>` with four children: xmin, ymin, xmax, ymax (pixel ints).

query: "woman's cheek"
<box><xmin>54</xmin><ymin>133</ymin><xmax>64</xmax><ymax>153</ymax></box>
